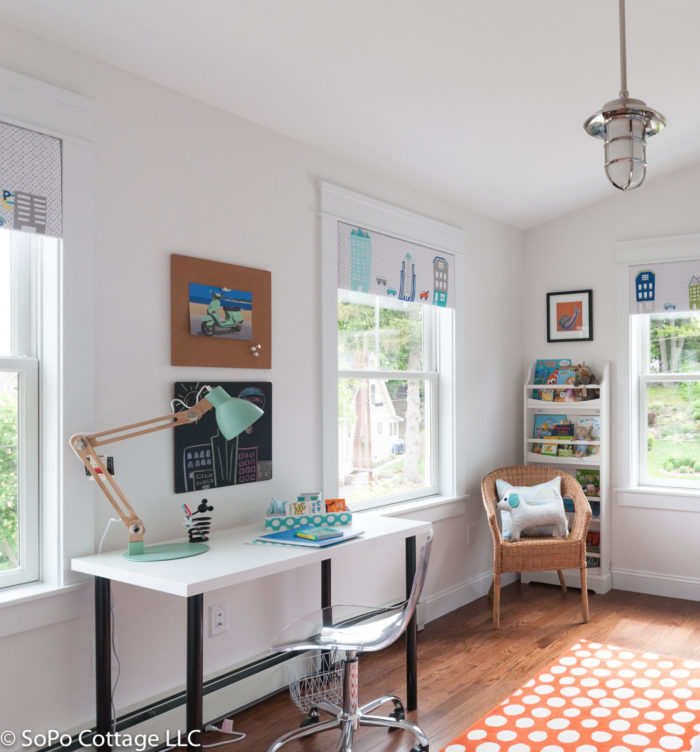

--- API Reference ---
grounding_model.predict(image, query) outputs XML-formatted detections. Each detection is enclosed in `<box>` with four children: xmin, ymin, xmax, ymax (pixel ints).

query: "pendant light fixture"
<box><xmin>584</xmin><ymin>0</ymin><xmax>666</xmax><ymax>191</ymax></box>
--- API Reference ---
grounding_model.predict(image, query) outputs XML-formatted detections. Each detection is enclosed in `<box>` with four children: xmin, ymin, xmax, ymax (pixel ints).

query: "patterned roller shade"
<box><xmin>629</xmin><ymin>258</ymin><xmax>700</xmax><ymax>315</ymax></box>
<box><xmin>337</xmin><ymin>221</ymin><xmax>454</xmax><ymax>309</ymax></box>
<box><xmin>0</xmin><ymin>120</ymin><xmax>62</xmax><ymax>238</ymax></box>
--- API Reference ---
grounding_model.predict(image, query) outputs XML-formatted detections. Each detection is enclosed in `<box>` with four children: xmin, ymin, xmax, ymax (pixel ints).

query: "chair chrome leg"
<box><xmin>359</xmin><ymin>712</ymin><xmax>429</xmax><ymax>749</ymax></box>
<box><xmin>359</xmin><ymin>693</ymin><xmax>403</xmax><ymax>715</ymax></box>
<box><xmin>266</xmin><ymin>717</ymin><xmax>341</xmax><ymax>752</ymax></box>
<box><xmin>316</xmin><ymin>699</ymin><xmax>342</xmax><ymax>716</ymax></box>
<box><xmin>336</xmin><ymin>719</ymin><xmax>354</xmax><ymax>752</ymax></box>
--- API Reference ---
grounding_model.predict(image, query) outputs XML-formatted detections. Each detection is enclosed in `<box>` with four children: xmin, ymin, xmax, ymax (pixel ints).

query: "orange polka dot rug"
<box><xmin>441</xmin><ymin>639</ymin><xmax>700</xmax><ymax>752</ymax></box>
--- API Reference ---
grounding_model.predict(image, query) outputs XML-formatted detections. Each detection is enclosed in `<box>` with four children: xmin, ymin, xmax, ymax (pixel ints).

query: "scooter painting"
<box><xmin>201</xmin><ymin>288</ymin><xmax>245</xmax><ymax>336</ymax></box>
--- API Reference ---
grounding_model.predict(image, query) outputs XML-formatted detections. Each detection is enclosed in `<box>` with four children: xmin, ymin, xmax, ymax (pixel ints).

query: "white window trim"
<box><xmin>0</xmin><ymin>67</ymin><xmax>97</xmax><ymax>609</ymax></box>
<box><xmin>320</xmin><ymin>181</ymin><xmax>463</xmax><ymax>509</ymax></box>
<box><xmin>615</xmin><ymin>232</ymin><xmax>700</xmax><ymax>512</ymax></box>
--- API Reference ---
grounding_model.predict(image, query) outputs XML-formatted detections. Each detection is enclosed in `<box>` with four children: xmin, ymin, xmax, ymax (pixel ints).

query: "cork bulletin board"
<box><xmin>171</xmin><ymin>253</ymin><xmax>271</xmax><ymax>368</ymax></box>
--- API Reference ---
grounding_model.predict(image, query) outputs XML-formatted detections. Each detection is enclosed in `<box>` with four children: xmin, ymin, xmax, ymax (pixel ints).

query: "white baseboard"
<box><xmin>612</xmin><ymin>567</ymin><xmax>700</xmax><ymax>602</ymax></box>
<box><xmin>522</xmin><ymin>569</ymin><xmax>612</xmax><ymax>595</ymax></box>
<box><xmin>422</xmin><ymin>571</ymin><xmax>517</xmax><ymax>623</ymax></box>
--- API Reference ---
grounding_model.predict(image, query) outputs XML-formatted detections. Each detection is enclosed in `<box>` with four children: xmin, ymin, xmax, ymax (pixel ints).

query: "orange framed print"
<box><xmin>546</xmin><ymin>289</ymin><xmax>593</xmax><ymax>342</ymax></box>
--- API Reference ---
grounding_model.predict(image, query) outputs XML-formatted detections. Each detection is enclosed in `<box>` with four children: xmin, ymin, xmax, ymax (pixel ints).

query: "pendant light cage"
<box><xmin>584</xmin><ymin>0</ymin><xmax>666</xmax><ymax>191</ymax></box>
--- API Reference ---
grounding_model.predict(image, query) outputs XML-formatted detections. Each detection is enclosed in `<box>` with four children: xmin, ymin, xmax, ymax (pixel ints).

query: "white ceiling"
<box><xmin>2</xmin><ymin>0</ymin><xmax>699</xmax><ymax>228</ymax></box>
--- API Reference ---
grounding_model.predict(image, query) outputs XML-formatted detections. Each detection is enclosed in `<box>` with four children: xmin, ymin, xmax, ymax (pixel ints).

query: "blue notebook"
<box><xmin>254</xmin><ymin>526</ymin><xmax>363</xmax><ymax>548</ymax></box>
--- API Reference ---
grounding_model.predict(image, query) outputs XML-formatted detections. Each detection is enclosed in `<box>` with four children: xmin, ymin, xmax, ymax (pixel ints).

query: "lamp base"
<box><xmin>124</xmin><ymin>541</ymin><xmax>209</xmax><ymax>562</ymax></box>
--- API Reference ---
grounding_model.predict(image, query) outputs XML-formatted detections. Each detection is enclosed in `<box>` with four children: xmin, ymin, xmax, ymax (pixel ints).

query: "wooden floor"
<box><xmin>205</xmin><ymin>582</ymin><xmax>700</xmax><ymax>752</ymax></box>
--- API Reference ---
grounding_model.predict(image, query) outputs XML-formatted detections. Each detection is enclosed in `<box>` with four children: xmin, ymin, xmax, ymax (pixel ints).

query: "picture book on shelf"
<box><xmin>572</xmin><ymin>416</ymin><xmax>601</xmax><ymax>457</ymax></box>
<box><xmin>533</xmin><ymin>414</ymin><xmax>570</xmax><ymax>438</ymax></box>
<box><xmin>589</xmin><ymin>500</ymin><xmax>600</xmax><ymax>518</ymax></box>
<box><xmin>532</xmin><ymin>414</ymin><xmax>574</xmax><ymax>453</ymax></box>
<box><xmin>534</xmin><ymin>359</ymin><xmax>572</xmax><ymax>384</ymax></box>
<box><xmin>540</xmin><ymin>440</ymin><xmax>558</xmax><ymax>456</ymax></box>
<box><xmin>576</xmin><ymin>468</ymin><xmax>600</xmax><ymax>498</ymax></box>
<box><xmin>556</xmin><ymin>367</ymin><xmax>579</xmax><ymax>385</ymax></box>
<box><xmin>586</xmin><ymin>531</ymin><xmax>601</xmax><ymax>553</ymax></box>
<box><xmin>577</xmin><ymin>416</ymin><xmax>600</xmax><ymax>439</ymax></box>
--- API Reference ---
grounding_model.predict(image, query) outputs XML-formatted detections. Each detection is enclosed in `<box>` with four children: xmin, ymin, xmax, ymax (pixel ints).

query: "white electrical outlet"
<box><xmin>209</xmin><ymin>602</ymin><xmax>229</xmax><ymax>637</ymax></box>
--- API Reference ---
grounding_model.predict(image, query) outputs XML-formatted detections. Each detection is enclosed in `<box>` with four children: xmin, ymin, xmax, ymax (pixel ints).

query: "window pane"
<box><xmin>646</xmin><ymin>380</ymin><xmax>700</xmax><ymax>486</ymax></box>
<box><xmin>0</xmin><ymin>233</ymin><xmax>11</xmax><ymax>355</ymax></box>
<box><xmin>338</xmin><ymin>377</ymin><xmax>430</xmax><ymax>504</ymax></box>
<box><xmin>0</xmin><ymin>373</ymin><xmax>19</xmax><ymax>571</ymax></box>
<box><xmin>338</xmin><ymin>291</ymin><xmax>425</xmax><ymax>371</ymax></box>
<box><xmin>648</xmin><ymin>313</ymin><xmax>700</xmax><ymax>373</ymax></box>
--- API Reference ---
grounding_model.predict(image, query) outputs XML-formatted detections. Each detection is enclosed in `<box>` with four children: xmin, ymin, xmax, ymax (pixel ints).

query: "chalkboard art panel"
<box><xmin>174</xmin><ymin>381</ymin><xmax>272</xmax><ymax>494</ymax></box>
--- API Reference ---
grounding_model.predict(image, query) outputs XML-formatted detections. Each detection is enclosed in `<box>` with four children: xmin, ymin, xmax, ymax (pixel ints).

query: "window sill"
<box><xmin>0</xmin><ymin>581</ymin><xmax>92</xmax><ymax>638</ymax></box>
<box><xmin>616</xmin><ymin>487</ymin><xmax>700</xmax><ymax>513</ymax></box>
<box><xmin>356</xmin><ymin>493</ymin><xmax>469</xmax><ymax>523</ymax></box>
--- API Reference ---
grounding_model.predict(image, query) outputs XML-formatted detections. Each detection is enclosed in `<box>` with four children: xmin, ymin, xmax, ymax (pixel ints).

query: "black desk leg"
<box><xmin>186</xmin><ymin>594</ymin><xmax>204</xmax><ymax>751</ymax></box>
<box><xmin>95</xmin><ymin>576</ymin><xmax>112</xmax><ymax>750</ymax></box>
<box><xmin>321</xmin><ymin>558</ymin><xmax>331</xmax><ymax>611</ymax></box>
<box><xmin>405</xmin><ymin>535</ymin><xmax>417</xmax><ymax>712</ymax></box>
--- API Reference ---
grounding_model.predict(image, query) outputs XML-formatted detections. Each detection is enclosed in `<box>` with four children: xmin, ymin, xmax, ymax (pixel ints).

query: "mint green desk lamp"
<box><xmin>70</xmin><ymin>386</ymin><xmax>263</xmax><ymax>561</ymax></box>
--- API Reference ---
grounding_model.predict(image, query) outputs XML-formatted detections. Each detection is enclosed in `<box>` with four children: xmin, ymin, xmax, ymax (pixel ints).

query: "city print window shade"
<box><xmin>337</xmin><ymin>222</ymin><xmax>454</xmax><ymax>309</ymax></box>
<box><xmin>0</xmin><ymin>121</ymin><xmax>62</xmax><ymax>238</ymax></box>
<box><xmin>629</xmin><ymin>258</ymin><xmax>700</xmax><ymax>315</ymax></box>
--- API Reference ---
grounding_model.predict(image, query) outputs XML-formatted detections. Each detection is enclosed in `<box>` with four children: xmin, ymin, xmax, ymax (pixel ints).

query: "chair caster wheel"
<box><xmin>300</xmin><ymin>708</ymin><xmax>320</xmax><ymax>728</ymax></box>
<box><xmin>388</xmin><ymin>705</ymin><xmax>405</xmax><ymax>730</ymax></box>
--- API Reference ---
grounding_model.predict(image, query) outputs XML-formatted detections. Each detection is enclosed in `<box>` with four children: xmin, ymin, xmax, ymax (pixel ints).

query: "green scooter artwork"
<box><xmin>189</xmin><ymin>282</ymin><xmax>253</xmax><ymax>341</ymax></box>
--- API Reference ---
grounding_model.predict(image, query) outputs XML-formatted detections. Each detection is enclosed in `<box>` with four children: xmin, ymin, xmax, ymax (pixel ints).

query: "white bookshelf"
<box><xmin>521</xmin><ymin>361</ymin><xmax>611</xmax><ymax>595</ymax></box>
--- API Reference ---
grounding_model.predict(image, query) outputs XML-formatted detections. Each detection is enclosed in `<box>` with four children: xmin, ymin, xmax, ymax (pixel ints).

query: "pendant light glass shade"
<box><xmin>584</xmin><ymin>0</ymin><xmax>666</xmax><ymax>191</ymax></box>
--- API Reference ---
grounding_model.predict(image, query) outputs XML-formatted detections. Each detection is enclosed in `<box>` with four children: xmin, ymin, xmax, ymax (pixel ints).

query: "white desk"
<box><xmin>72</xmin><ymin>515</ymin><xmax>432</xmax><ymax>750</ymax></box>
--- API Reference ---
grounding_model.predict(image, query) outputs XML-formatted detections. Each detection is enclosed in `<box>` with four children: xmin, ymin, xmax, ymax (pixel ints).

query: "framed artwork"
<box><xmin>173</xmin><ymin>381</ymin><xmax>272</xmax><ymax>493</ymax></box>
<box><xmin>171</xmin><ymin>253</ymin><xmax>271</xmax><ymax>368</ymax></box>
<box><xmin>546</xmin><ymin>289</ymin><xmax>593</xmax><ymax>342</ymax></box>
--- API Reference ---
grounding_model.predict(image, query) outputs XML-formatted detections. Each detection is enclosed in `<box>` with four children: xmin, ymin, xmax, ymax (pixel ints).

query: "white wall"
<box><xmin>0</xmin><ymin>23</ymin><xmax>524</xmax><ymax>740</ymax></box>
<box><xmin>523</xmin><ymin>162</ymin><xmax>700</xmax><ymax>601</ymax></box>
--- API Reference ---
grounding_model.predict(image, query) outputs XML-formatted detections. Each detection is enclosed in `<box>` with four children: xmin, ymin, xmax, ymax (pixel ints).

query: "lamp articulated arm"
<box><xmin>69</xmin><ymin>398</ymin><xmax>215</xmax><ymax>554</ymax></box>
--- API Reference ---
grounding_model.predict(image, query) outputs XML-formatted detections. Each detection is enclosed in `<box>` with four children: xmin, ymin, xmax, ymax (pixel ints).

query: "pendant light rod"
<box><xmin>618</xmin><ymin>0</ymin><xmax>628</xmax><ymax>97</ymax></box>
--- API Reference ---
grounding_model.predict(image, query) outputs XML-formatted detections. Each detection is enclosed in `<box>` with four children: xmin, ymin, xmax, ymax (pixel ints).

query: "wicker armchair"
<box><xmin>481</xmin><ymin>465</ymin><xmax>591</xmax><ymax>628</ymax></box>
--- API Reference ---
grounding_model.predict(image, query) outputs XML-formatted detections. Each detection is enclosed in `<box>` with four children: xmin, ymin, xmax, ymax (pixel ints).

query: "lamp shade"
<box><xmin>205</xmin><ymin>386</ymin><xmax>263</xmax><ymax>439</ymax></box>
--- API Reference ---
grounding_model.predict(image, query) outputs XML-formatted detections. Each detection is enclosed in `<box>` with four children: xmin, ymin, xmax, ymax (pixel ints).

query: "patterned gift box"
<box><xmin>264</xmin><ymin>512</ymin><xmax>352</xmax><ymax>530</ymax></box>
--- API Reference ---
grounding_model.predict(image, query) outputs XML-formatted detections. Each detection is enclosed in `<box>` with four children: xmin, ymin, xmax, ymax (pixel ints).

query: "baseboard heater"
<box><xmin>42</xmin><ymin>650</ymin><xmax>299</xmax><ymax>752</ymax></box>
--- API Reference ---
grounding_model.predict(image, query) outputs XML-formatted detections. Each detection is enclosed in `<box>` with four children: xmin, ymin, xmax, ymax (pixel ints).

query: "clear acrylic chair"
<box><xmin>266</xmin><ymin>532</ymin><xmax>433</xmax><ymax>752</ymax></box>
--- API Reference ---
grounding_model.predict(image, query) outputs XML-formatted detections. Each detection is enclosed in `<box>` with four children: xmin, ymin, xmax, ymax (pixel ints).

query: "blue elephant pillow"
<box><xmin>495</xmin><ymin>476</ymin><xmax>566</xmax><ymax>539</ymax></box>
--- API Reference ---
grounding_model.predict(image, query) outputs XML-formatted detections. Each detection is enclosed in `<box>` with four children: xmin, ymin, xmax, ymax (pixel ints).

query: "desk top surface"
<box><xmin>71</xmin><ymin>515</ymin><xmax>431</xmax><ymax>597</ymax></box>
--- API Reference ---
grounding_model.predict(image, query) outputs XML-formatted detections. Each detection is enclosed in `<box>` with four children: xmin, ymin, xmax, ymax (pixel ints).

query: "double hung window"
<box><xmin>321</xmin><ymin>183</ymin><xmax>461</xmax><ymax>512</ymax></box>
